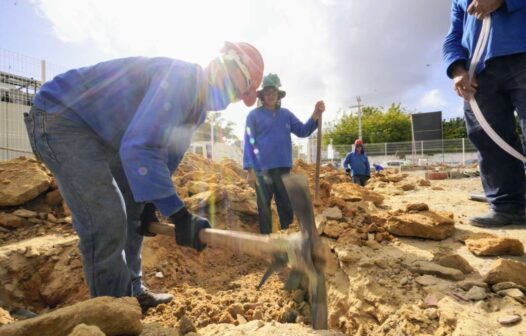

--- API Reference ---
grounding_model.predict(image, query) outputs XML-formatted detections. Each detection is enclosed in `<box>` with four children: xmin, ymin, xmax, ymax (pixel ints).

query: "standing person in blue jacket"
<box><xmin>243</xmin><ymin>73</ymin><xmax>325</xmax><ymax>234</ymax></box>
<box><xmin>342</xmin><ymin>139</ymin><xmax>370</xmax><ymax>186</ymax></box>
<box><xmin>443</xmin><ymin>0</ymin><xmax>526</xmax><ymax>227</ymax></box>
<box><xmin>24</xmin><ymin>42</ymin><xmax>264</xmax><ymax>311</ymax></box>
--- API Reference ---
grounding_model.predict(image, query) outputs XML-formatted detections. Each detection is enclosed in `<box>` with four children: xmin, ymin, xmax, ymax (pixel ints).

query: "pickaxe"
<box><xmin>146</xmin><ymin>174</ymin><xmax>328</xmax><ymax>330</ymax></box>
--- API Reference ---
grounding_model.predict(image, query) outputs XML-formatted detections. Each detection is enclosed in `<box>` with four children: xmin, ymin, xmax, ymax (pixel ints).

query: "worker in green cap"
<box><xmin>243</xmin><ymin>73</ymin><xmax>325</xmax><ymax>234</ymax></box>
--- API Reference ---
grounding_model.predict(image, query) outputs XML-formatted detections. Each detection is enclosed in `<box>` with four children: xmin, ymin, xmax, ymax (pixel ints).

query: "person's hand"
<box><xmin>247</xmin><ymin>169</ymin><xmax>256</xmax><ymax>188</ymax></box>
<box><xmin>345</xmin><ymin>168</ymin><xmax>351</xmax><ymax>174</ymax></box>
<box><xmin>452</xmin><ymin>66</ymin><xmax>478</xmax><ymax>100</ymax></box>
<box><xmin>467</xmin><ymin>0</ymin><xmax>504</xmax><ymax>19</ymax></box>
<box><xmin>312</xmin><ymin>100</ymin><xmax>325</xmax><ymax>121</ymax></box>
<box><xmin>169</xmin><ymin>207</ymin><xmax>211</xmax><ymax>251</ymax></box>
<box><xmin>137</xmin><ymin>203</ymin><xmax>158</xmax><ymax>237</ymax></box>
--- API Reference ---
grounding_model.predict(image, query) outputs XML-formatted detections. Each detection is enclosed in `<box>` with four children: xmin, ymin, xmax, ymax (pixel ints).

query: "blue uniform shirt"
<box><xmin>443</xmin><ymin>0</ymin><xmax>526</xmax><ymax>77</ymax></box>
<box><xmin>342</xmin><ymin>151</ymin><xmax>370</xmax><ymax>177</ymax></box>
<box><xmin>243</xmin><ymin>107</ymin><xmax>318</xmax><ymax>171</ymax></box>
<box><xmin>33</xmin><ymin>57</ymin><xmax>207</xmax><ymax>216</ymax></box>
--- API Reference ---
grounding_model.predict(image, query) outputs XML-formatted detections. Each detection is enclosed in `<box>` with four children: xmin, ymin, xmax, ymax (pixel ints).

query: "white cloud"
<box><xmin>416</xmin><ymin>89</ymin><xmax>448</xmax><ymax>111</ymax></box>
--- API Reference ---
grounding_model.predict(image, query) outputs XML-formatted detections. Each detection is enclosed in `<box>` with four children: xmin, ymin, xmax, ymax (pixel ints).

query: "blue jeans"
<box><xmin>352</xmin><ymin>175</ymin><xmax>368</xmax><ymax>186</ymax></box>
<box><xmin>255</xmin><ymin>168</ymin><xmax>293</xmax><ymax>234</ymax></box>
<box><xmin>24</xmin><ymin>108</ymin><xmax>146</xmax><ymax>297</ymax></box>
<box><xmin>464</xmin><ymin>52</ymin><xmax>526</xmax><ymax>213</ymax></box>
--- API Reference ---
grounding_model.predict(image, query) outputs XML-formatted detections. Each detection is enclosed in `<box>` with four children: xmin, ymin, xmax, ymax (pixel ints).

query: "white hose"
<box><xmin>468</xmin><ymin>16</ymin><xmax>526</xmax><ymax>162</ymax></box>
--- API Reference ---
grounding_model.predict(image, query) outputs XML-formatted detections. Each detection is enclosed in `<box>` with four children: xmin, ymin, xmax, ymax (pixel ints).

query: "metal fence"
<box><xmin>0</xmin><ymin>49</ymin><xmax>67</xmax><ymax>161</ymax></box>
<box><xmin>306</xmin><ymin>136</ymin><xmax>479</xmax><ymax>166</ymax></box>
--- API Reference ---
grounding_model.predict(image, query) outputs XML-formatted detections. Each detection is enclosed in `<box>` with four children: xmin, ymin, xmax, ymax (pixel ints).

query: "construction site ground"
<box><xmin>0</xmin><ymin>155</ymin><xmax>525</xmax><ymax>336</ymax></box>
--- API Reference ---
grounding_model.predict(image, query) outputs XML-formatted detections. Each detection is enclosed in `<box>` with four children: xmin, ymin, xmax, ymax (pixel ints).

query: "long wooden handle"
<box><xmin>314</xmin><ymin>114</ymin><xmax>322</xmax><ymax>200</ymax></box>
<box><xmin>148</xmin><ymin>222</ymin><xmax>290</xmax><ymax>260</ymax></box>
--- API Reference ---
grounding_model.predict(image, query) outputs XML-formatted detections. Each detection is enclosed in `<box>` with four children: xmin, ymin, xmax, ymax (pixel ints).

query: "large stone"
<box><xmin>0</xmin><ymin>297</ymin><xmax>142</xmax><ymax>336</ymax></box>
<box><xmin>11</xmin><ymin>209</ymin><xmax>38</xmax><ymax>218</ymax></box>
<box><xmin>185</xmin><ymin>188</ymin><xmax>227</xmax><ymax>211</ymax></box>
<box><xmin>484</xmin><ymin>259</ymin><xmax>526</xmax><ymax>288</ymax></box>
<box><xmin>0</xmin><ymin>213</ymin><xmax>27</xmax><ymax>229</ymax></box>
<box><xmin>0</xmin><ymin>157</ymin><xmax>51</xmax><ymax>206</ymax></box>
<box><xmin>464</xmin><ymin>286</ymin><xmax>487</xmax><ymax>301</ymax></box>
<box><xmin>224</xmin><ymin>185</ymin><xmax>257</xmax><ymax>216</ymax></box>
<box><xmin>497</xmin><ymin>288</ymin><xmax>524</xmax><ymax>299</ymax></box>
<box><xmin>409</xmin><ymin>261</ymin><xmax>465</xmax><ymax>280</ymax></box>
<box><xmin>322</xmin><ymin>207</ymin><xmax>342</xmax><ymax>220</ymax></box>
<box><xmin>323</xmin><ymin>220</ymin><xmax>345</xmax><ymax>239</ymax></box>
<box><xmin>68</xmin><ymin>324</ymin><xmax>105</xmax><ymax>336</ymax></box>
<box><xmin>433</xmin><ymin>254</ymin><xmax>474</xmax><ymax>274</ymax></box>
<box><xmin>387</xmin><ymin>211</ymin><xmax>455</xmax><ymax>240</ymax></box>
<box><xmin>492</xmin><ymin>282</ymin><xmax>525</xmax><ymax>292</ymax></box>
<box><xmin>45</xmin><ymin>189</ymin><xmax>63</xmax><ymax>206</ymax></box>
<box><xmin>406</xmin><ymin>203</ymin><xmax>429</xmax><ymax>212</ymax></box>
<box><xmin>465</xmin><ymin>236</ymin><xmax>524</xmax><ymax>256</ymax></box>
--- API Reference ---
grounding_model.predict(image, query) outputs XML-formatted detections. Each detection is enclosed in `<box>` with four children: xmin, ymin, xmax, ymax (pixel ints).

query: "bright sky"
<box><xmin>0</xmin><ymin>0</ymin><xmax>462</xmax><ymax>141</ymax></box>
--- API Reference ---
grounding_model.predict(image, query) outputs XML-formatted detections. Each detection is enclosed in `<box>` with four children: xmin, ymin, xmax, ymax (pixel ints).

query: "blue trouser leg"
<box><xmin>108</xmin><ymin>156</ymin><xmax>145</xmax><ymax>296</ymax></box>
<box><xmin>271</xmin><ymin>168</ymin><xmax>293</xmax><ymax>230</ymax></box>
<box><xmin>352</xmin><ymin>175</ymin><xmax>366</xmax><ymax>186</ymax></box>
<box><xmin>24</xmin><ymin>109</ymin><xmax>132</xmax><ymax>297</ymax></box>
<box><xmin>255</xmin><ymin>171</ymin><xmax>273</xmax><ymax>234</ymax></box>
<box><xmin>464</xmin><ymin>53</ymin><xmax>526</xmax><ymax>213</ymax></box>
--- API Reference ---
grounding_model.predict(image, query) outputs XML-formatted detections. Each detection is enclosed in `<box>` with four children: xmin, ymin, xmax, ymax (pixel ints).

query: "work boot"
<box><xmin>136</xmin><ymin>289</ymin><xmax>173</xmax><ymax>313</ymax></box>
<box><xmin>469</xmin><ymin>210</ymin><xmax>526</xmax><ymax>228</ymax></box>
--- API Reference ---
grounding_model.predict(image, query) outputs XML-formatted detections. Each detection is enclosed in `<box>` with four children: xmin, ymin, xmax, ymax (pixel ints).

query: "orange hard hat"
<box><xmin>222</xmin><ymin>42</ymin><xmax>264</xmax><ymax>106</ymax></box>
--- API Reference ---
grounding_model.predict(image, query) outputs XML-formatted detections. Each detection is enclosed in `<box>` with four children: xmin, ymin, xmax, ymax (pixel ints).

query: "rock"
<box><xmin>237</xmin><ymin>314</ymin><xmax>247</xmax><ymax>324</ymax></box>
<box><xmin>45</xmin><ymin>189</ymin><xmax>63</xmax><ymax>206</ymax></box>
<box><xmin>187</xmin><ymin>181</ymin><xmax>210</xmax><ymax>195</ymax></box>
<box><xmin>497</xmin><ymin>288</ymin><xmax>524</xmax><ymax>299</ymax></box>
<box><xmin>465</xmin><ymin>236</ymin><xmax>524</xmax><ymax>256</ymax></box>
<box><xmin>464</xmin><ymin>286</ymin><xmax>487</xmax><ymax>301</ymax></box>
<box><xmin>400</xmin><ymin>183</ymin><xmax>415</xmax><ymax>191</ymax></box>
<box><xmin>433</xmin><ymin>254</ymin><xmax>474</xmax><ymax>274</ymax></box>
<box><xmin>337</xmin><ymin>229</ymin><xmax>363</xmax><ymax>246</ymax></box>
<box><xmin>323</xmin><ymin>220</ymin><xmax>345</xmax><ymax>239</ymax></box>
<box><xmin>415</xmin><ymin>275</ymin><xmax>439</xmax><ymax>286</ymax></box>
<box><xmin>185</xmin><ymin>188</ymin><xmax>227</xmax><ymax>211</ymax></box>
<box><xmin>252</xmin><ymin>309</ymin><xmax>263</xmax><ymax>320</ymax></box>
<box><xmin>140</xmin><ymin>323</ymin><xmax>180</xmax><ymax>336</ymax></box>
<box><xmin>424</xmin><ymin>308</ymin><xmax>439</xmax><ymax>320</ymax></box>
<box><xmin>419</xmin><ymin>179</ymin><xmax>431</xmax><ymax>187</ymax></box>
<box><xmin>0</xmin><ymin>297</ymin><xmax>142</xmax><ymax>336</ymax></box>
<box><xmin>322</xmin><ymin>207</ymin><xmax>342</xmax><ymax>220</ymax></box>
<box><xmin>400</xmin><ymin>277</ymin><xmax>410</xmax><ymax>286</ymax></box>
<box><xmin>406</xmin><ymin>203</ymin><xmax>429</xmax><ymax>212</ymax></box>
<box><xmin>423</xmin><ymin>294</ymin><xmax>438</xmax><ymax>308</ymax></box>
<box><xmin>492</xmin><ymin>282</ymin><xmax>525</xmax><ymax>292</ymax></box>
<box><xmin>457</xmin><ymin>280</ymin><xmax>488</xmax><ymax>291</ymax></box>
<box><xmin>315</xmin><ymin>214</ymin><xmax>326</xmax><ymax>235</ymax></box>
<box><xmin>68</xmin><ymin>324</ymin><xmax>105</xmax><ymax>336</ymax></box>
<box><xmin>497</xmin><ymin>315</ymin><xmax>522</xmax><ymax>325</ymax></box>
<box><xmin>11</xmin><ymin>209</ymin><xmax>38</xmax><ymax>218</ymax></box>
<box><xmin>484</xmin><ymin>259</ymin><xmax>526</xmax><ymax>288</ymax></box>
<box><xmin>0</xmin><ymin>212</ymin><xmax>27</xmax><ymax>229</ymax></box>
<box><xmin>279</xmin><ymin>307</ymin><xmax>298</xmax><ymax>323</ymax></box>
<box><xmin>227</xmin><ymin>303</ymin><xmax>244</xmax><ymax>317</ymax></box>
<box><xmin>0</xmin><ymin>158</ymin><xmax>52</xmax><ymax>206</ymax></box>
<box><xmin>47</xmin><ymin>213</ymin><xmax>57</xmax><ymax>223</ymax></box>
<box><xmin>410</xmin><ymin>261</ymin><xmax>464</xmax><ymax>280</ymax></box>
<box><xmin>387</xmin><ymin>211</ymin><xmax>455</xmax><ymax>240</ymax></box>
<box><xmin>0</xmin><ymin>307</ymin><xmax>13</xmax><ymax>326</ymax></box>
<box><xmin>178</xmin><ymin>315</ymin><xmax>196</xmax><ymax>334</ymax></box>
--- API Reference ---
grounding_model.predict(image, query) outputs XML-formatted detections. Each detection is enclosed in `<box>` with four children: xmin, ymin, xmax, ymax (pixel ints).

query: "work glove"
<box><xmin>345</xmin><ymin>168</ymin><xmax>351</xmax><ymax>174</ymax></box>
<box><xmin>138</xmin><ymin>203</ymin><xmax>158</xmax><ymax>237</ymax></box>
<box><xmin>169</xmin><ymin>207</ymin><xmax>211</xmax><ymax>251</ymax></box>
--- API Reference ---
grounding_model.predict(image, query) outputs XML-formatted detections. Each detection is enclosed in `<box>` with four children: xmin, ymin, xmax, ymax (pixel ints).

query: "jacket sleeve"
<box><xmin>342</xmin><ymin>153</ymin><xmax>351</xmax><ymax>169</ymax></box>
<box><xmin>243</xmin><ymin>112</ymin><xmax>259</xmax><ymax>170</ymax></box>
<box><xmin>505</xmin><ymin>0</ymin><xmax>526</xmax><ymax>11</ymax></box>
<box><xmin>119</xmin><ymin>62</ymin><xmax>201</xmax><ymax>214</ymax></box>
<box><xmin>288</xmin><ymin>109</ymin><xmax>318</xmax><ymax>137</ymax></box>
<box><xmin>443</xmin><ymin>0</ymin><xmax>469</xmax><ymax>78</ymax></box>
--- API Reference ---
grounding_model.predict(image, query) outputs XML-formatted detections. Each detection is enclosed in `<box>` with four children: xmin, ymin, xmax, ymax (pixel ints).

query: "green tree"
<box><xmin>325</xmin><ymin>103</ymin><xmax>411</xmax><ymax>145</ymax></box>
<box><xmin>442</xmin><ymin>117</ymin><xmax>467</xmax><ymax>139</ymax></box>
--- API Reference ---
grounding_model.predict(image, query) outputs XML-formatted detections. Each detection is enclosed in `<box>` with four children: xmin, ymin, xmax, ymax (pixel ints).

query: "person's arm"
<box><xmin>443</xmin><ymin>1</ymin><xmax>469</xmax><ymax>79</ymax></box>
<box><xmin>289</xmin><ymin>101</ymin><xmax>325</xmax><ymax>137</ymax></box>
<box><xmin>119</xmin><ymin>61</ymin><xmax>202</xmax><ymax>217</ymax></box>
<box><xmin>364</xmin><ymin>155</ymin><xmax>371</xmax><ymax>177</ymax></box>
<box><xmin>342</xmin><ymin>153</ymin><xmax>350</xmax><ymax>169</ymax></box>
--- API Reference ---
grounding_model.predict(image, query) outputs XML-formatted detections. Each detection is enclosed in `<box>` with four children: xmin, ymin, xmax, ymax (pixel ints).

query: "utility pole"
<box><xmin>349</xmin><ymin>96</ymin><xmax>363</xmax><ymax>140</ymax></box>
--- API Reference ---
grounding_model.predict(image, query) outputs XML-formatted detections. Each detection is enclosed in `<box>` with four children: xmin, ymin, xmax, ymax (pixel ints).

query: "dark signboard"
<box><xmin>411</xmin><ymin>111</ymin><xmax>442</xmax><ymax>141</ymax></box>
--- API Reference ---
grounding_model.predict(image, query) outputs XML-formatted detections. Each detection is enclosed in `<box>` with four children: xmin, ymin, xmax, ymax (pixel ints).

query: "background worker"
<box><xmin>342</xmin><ymin>139</ymin><xmax>371</xmax><ymax>186</ymax></box>
<box><xmin>243</xmin><ymin>73</ymin><xmax>325</xmax><ymax>234</ymax></box>
<box><xmin>443</xmin><ymin>0</ymin><xmax>526</xmax><ymax>227</ymax></box>
<box><xmin>25</xmin><ymin>42</ymin><xmax>264</xmax><ymax>311</ymax></box>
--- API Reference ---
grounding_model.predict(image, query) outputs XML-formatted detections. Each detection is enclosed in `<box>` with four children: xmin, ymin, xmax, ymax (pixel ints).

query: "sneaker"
<box><xmin>136</xmin><ymin>289</ymin><xmax>173</xmax><ymax>313</ymax></box>
<box><xmin>469</xmin><ymin>210</ymin><xmax>526</xmax><ymax>228</ymax></box>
